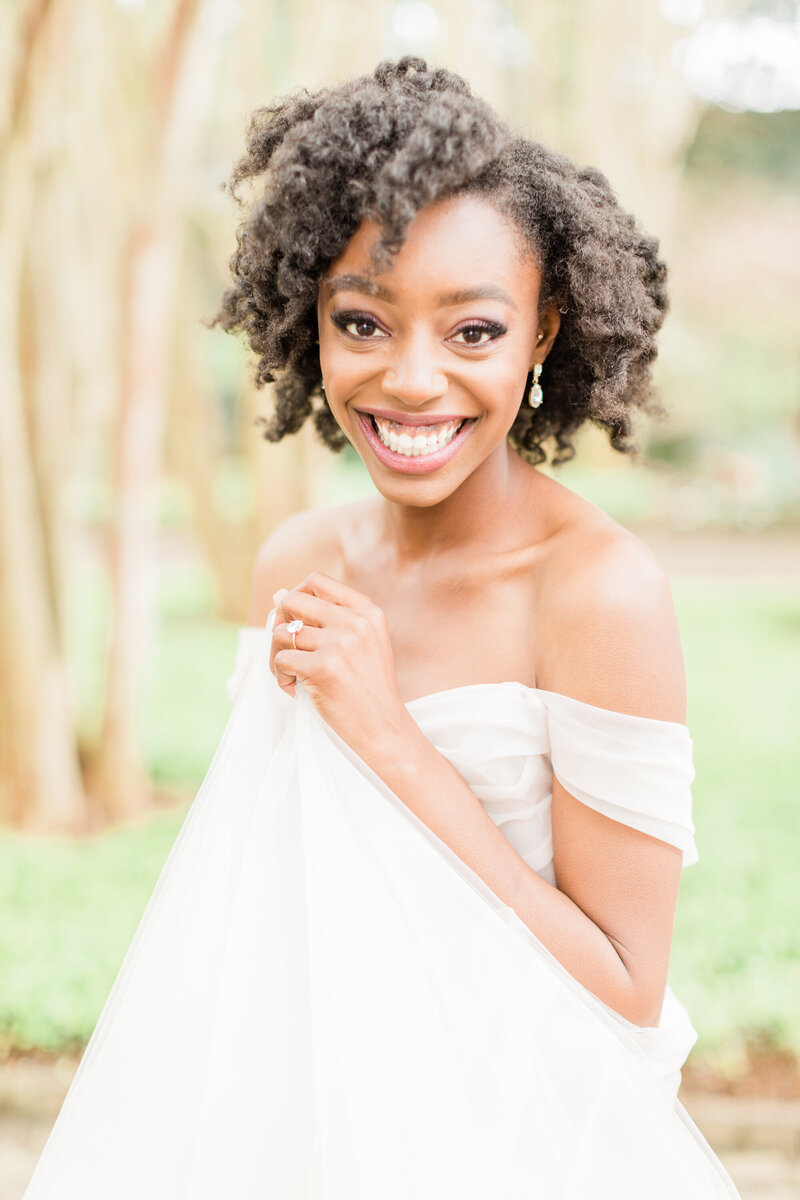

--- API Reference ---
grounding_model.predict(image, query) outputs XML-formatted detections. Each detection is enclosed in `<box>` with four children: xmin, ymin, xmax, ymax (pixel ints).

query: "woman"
<box><xmin>24</xmin><ymin>58</ymin><xmax>740</xmax><ymax>1197</ymax></box>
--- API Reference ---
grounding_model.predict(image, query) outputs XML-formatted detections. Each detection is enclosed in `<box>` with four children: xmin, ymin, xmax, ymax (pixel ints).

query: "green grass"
<box><xmin>1</xmin><ymin>578</ymin><xmax>798</xmax><ymax>1064</ymax></box>
<box><xmin>143</xmin><ymin>614</ymin><xmax>238</xmax><ymax>786</ymax></box>
<box><xmin>670</xmin><ymin>581</ymin><xmax>800</xmax><ymax>1065</ymax></box>
<box><xmin>0</xmin><ymin>810</ymin><xmax>185</xmax><ymax>1054</ymax></box>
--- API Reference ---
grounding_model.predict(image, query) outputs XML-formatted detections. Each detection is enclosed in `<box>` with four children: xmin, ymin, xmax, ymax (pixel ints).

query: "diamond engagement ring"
<box><xmin>287</xmin><ymin>618</ymin><xmax>304</xmax><ymax>650</ymax></box>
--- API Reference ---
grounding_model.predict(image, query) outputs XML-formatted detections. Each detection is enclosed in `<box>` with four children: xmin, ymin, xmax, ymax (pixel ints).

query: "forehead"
<box><xmin>321</xmin><ymin>193</ymin><xmax>539</xmax><ymax>300</ymax></box>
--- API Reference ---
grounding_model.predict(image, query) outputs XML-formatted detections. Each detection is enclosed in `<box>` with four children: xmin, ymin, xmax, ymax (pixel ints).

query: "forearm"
<box><xmin>365</xmin><ymin>712</ymin><xmax>646</xmax><ymax>1026</ymax></box>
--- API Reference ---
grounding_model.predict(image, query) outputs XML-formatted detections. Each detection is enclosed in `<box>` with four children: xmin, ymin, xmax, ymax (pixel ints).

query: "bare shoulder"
<box><xmin>248</xmin><ymin>498</ymin><xmax>375</xmax><ymax>625</ymax></box>
<box><xmin>535</xmin><ymin>482</ymin><xmax>686</xmax><ymax>723</ymax></box>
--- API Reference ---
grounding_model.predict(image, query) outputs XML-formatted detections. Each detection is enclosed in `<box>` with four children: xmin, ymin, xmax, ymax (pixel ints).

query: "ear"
<box><xmin>531</xmin><ymin>303</ymin><xmax>561</xmax><ymax>368</ymax></box>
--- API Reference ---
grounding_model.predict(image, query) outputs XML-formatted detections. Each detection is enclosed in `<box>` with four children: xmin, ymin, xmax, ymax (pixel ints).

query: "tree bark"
<box><xmin>0</xmin><ymin>0</ymin><xmax>87</xmax><ymax>830</ymax></box>
<box><xmin>94</xmin><ymin>0</ymin><xmax>204</xmax><ymax>817</ymax></box>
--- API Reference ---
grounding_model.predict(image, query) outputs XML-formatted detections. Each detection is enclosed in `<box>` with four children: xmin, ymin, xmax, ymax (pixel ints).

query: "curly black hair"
<box><xmin>209</xmin><ymin>57</ymin><xmax>669</xmax><ymax>466</ymax></box>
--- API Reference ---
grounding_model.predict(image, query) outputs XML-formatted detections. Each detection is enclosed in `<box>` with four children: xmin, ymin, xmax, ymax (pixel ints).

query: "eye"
<box><xmin>449</xmin><ymin>321</ymin><xmax>506</xmax><ymax>347</ymax></box>
<box><xmin>331</xmin><ymin>311</ymin><xmax>387</xmax><ymax>341</ymax></box>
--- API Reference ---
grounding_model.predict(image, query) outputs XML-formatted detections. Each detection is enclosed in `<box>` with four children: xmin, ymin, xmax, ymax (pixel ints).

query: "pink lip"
<box><xmin>356</xmin><ymin>411</ymin><xmax>476</xmax><ymax>475</ymax></box>
<box><xmin>356</xmin><ymin>407</ymin><xmax>471</xmax><ymax>428</ymax></box>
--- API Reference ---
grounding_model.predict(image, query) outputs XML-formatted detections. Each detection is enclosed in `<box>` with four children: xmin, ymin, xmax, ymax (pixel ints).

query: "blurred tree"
<box><xmin>2</xmin><ymin>0</ymin><xmax>213</xmax><ymax>826</ymax></box>
<box><xmin>0</xmin><ymin>0</ymin><xmax>86</xmax><ymax>830</ymax></box>
<box><xmin>94</xmin><ymin>0</ymin><xmax>206</xmax><ymax>818</ymax></box>
<box><xmin>514</xmin><ymin>0</ymin><xmax>704</xmax><ymax>239</ymax></box>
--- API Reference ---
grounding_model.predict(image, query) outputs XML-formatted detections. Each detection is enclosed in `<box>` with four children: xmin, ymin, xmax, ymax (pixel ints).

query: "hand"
<box><xmin>270</xmin><ymin>573</ymin><xmax>415</xmax><ymax>761</ymax></box>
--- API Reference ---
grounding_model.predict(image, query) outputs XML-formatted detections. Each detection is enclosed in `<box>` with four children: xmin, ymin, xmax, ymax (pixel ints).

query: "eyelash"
<box><xmin>330</xmin><ymin>311</ymin><xmax>507</xmax><ymax>347</ymax></box>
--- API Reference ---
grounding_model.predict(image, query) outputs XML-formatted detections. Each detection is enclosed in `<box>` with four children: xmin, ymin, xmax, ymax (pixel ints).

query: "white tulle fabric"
<box><xmin>24</xmin><ymin>616</ymin><xmax>740</xmax><ymax>1199</ymax></box>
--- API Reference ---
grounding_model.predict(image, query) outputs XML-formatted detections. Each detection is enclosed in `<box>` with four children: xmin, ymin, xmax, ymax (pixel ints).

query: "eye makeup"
<box><xmin>450</xmin><ymin>319</ymin><xmax>507</xmax><ymax>346</ymax></box>
<box><xmin>330</xmin><ymin>310</ymin><xmax>508</xmax><ymax>346</ymax></box>
<box><xmin>330</xmin><ymin>310</ymin><xmax>387</xmax><ymax>339</ymax></box>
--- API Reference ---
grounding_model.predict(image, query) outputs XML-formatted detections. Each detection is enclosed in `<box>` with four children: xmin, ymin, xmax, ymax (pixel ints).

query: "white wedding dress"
<box><xmin>23</xmin><ymin>612</ymin><xmax>740</xmax><ymax>1198</ymax></box>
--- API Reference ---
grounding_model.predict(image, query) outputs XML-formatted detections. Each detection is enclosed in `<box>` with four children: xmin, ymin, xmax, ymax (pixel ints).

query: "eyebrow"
<box><xmin>323</xmin><ymin>274</ymin><xmax>518</xmax><ymax>312</ymax></box>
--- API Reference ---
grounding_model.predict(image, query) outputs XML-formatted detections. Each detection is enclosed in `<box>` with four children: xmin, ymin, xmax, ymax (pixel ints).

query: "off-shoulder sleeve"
<box><xmin>540</xmin><ymin>690</ymin><xmax>699</xmax><ymax>867</ymax></box>
<box><xmin>226</xmin><ymin>626</ymin><xmax>264</xmax><ymax>704</ymax></box>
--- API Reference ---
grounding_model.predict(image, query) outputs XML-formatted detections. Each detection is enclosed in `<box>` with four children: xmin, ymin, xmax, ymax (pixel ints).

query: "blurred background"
<box><xmin>1</xmin><ymin>0</ymin><xmax>799</xmax><ymax>1193</ymax></box>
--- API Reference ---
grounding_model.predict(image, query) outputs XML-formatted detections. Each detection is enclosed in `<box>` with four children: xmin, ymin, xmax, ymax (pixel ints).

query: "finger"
<box><xmin>272</xmin><ymin>643</ymin><xmax>300</xmax><ymax>694</ymax></box>
<box><xmin>277</xmin><ymin>587</ymin><xmax>347</xmax><ymax>630</ymax></box>
<box><xmin>273</xmin><ymin>647</ymin><xmax>314</xmax><ymax>690</ymax></box>
<box><xmin>271</xmin><ymin>620</ymin><xmax>324</xmax><ymax>655</ymax></box>
<box><xmin>273</xmin><ymin>619</ymin><xmax>326</xmax><ymax>696</ymax></box>
<box><xmin>270</xmin><ymin>588</ymin><xmax>291</xmax><ymax>629</ymax></box>
<box><xmin>270</xmin><ymin>621</ymin><xmax>322</xmax><ymax>689</ymax></box>
<box><xmin>294</xmin><ymin>572</ymin><xmax>376</xmax><ymax>614</ymax></box>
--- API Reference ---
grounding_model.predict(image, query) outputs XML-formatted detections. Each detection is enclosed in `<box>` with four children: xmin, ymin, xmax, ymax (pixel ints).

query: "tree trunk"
<box><xmin>0</xmin><ymin>33</ymin><xmax>87</xmax><ymax>830</ymax></box>
<box><xmin>94</xmin><ymin>0</ymin><xmax>204</xmax><ymax>817</ymax></box>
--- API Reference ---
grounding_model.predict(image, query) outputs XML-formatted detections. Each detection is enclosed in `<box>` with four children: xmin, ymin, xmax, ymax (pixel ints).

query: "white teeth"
<box><xmin>371</xmin><ymin>416</ymin><xmax>464</xmax><ymax>457</ymax></box>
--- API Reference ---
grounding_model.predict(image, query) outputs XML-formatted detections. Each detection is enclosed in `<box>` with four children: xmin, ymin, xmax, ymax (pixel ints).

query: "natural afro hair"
<box><xmin>209</xmin><ymin>56</ymin><xmax>669</xmax><ymax>465</ymax></box>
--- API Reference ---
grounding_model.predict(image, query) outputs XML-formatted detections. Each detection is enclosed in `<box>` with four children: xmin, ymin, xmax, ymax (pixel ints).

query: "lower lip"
<box><xmin>356</xmin><ymin>413</ymin><xmax>476</xmax><ymax>475</ymax></box>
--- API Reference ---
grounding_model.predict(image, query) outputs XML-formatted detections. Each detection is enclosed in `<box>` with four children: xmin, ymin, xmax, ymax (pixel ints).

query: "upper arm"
<box><xmin>247</xmin><ymin>508</ymin><xmax>344</xmax><ymax>626</ymax></box>
<box><xmin>542</xmin><ymin>534</ymin><xmax>687</xmax><ymax>1024</ymax></box>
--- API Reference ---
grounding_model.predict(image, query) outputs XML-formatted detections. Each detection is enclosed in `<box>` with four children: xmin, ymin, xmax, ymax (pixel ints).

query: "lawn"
<box><xmin>670</xmin><ymin>579</ymin><xmax>800</xmax><ymax>1068</ymax></box>
<box><xmin>1</xmin><ymin>573</ymin><xmax>798</xmax><ymax>1065</ymax></box>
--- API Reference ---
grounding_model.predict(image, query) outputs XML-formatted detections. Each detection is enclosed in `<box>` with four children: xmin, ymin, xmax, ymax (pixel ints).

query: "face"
<box><xmin>316</xmin><ymin>193</ymin><xmax>559</xmax><ymax>507</ymax></box>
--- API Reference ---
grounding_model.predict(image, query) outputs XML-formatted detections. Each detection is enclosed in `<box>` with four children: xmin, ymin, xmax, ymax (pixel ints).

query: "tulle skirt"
<box><xmin>23</xmin><ymin>628</ymin><xmax>740</xmax><ymax>1198</ymax></box>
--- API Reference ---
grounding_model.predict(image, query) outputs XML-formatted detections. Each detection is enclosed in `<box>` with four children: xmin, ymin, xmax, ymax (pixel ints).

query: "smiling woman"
<box><xmin>22</xmin><ymin>58</ymin><xmax>741</xmax><ymax>1200</ymax></box>
<box><xmin>314</xmin><ymin>195</ymin><xmax>554</xmax><ymax>495</ymax></box>
<box><xmin>211</xmin><ymin>56</ymin><xmax>668</xmax><ymax>468</ymax></box>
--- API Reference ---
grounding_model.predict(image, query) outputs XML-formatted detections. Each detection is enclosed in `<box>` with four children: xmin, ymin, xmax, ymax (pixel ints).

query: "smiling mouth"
<box><xmin>354</xmin><ymin>408</ymin><xmax>478</xmax><ymax>475</ymax></box>
<box><xmin>367</xmin><ymin>414</ymin><xmax>467</xmax><ymax>458</ymax></box>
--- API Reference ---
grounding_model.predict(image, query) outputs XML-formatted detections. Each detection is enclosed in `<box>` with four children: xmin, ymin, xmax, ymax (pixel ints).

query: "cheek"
<box><xmin>320</xmin><ymin>361</ymin><xmax>361</xmax><ymax>423</ymax></box>
<box><xmin>472</xmin><ymin>354</ymin><xmax>529</xmax><ymax>411</ymax></box>
<box><xmin>317</xmin><ymin>348</ymin><xmax>363</xmax><ymax>441</ymax></box>
<box><xmin>318</xmin><ymin>334</ymin><xmax>365</xmax><ymax>387</ymax></box>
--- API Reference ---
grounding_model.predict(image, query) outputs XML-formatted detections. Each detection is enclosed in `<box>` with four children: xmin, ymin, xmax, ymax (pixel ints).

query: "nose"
<box><xmin>380</xmin><ymin>330</ymin><xmax>448</xmax><ymax>407</ymax></box>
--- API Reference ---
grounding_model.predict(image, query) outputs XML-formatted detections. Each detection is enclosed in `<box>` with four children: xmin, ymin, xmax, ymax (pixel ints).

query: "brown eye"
<box><xmin>450</xmin><ymin>322</ymin><xmax>506</xmax><ymax>347</ymax></box>
<box><xmin>349</xmin><ymin>319</ymin><xmax>380</xmax><ymax>338</ymax></box>
<box><xmin>459</xmin><ymin>327</ymin><xmax>489</xmax><ymax>345</ymax></box>
<box><xmin>331</xmin><ymin>311</ymin><xmax>387</xmax><ymax>340</ymax></box>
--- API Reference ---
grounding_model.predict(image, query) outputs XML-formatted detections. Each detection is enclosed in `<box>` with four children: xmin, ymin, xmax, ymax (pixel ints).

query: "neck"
<box><xmin>379</xmin><ymin>442</ymin><xmax>540</xmax><ymax>563</ymax></box>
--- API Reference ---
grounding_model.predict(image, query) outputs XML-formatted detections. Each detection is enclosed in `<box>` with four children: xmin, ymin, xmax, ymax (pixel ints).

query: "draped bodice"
<box><xmin>229</xmin><ymin>628</ymin><xmax>699</xmax><ymax>889</ymax></box>
<box><xmin>406</xmin><ymin>681</ymin><xmax>698</xmax><ymax>884</ymax></box>
<box><xmin>228</xmin><ymin>625</ymin><xmax>701</xmax><ymax>1092</ymax></box>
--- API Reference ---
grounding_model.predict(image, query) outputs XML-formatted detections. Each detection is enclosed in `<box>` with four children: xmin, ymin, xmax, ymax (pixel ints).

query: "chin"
<box><xmin>366</xmin><ymin>470</ymin><xmax>461</xmax><ymax>508</ymax></box>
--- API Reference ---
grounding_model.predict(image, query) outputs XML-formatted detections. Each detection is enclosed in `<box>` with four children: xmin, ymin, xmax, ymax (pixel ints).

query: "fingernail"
<box><xmin>272</xmin><ymin>588</ymin><xmax>288</xmax><ymax>605</ymax></box>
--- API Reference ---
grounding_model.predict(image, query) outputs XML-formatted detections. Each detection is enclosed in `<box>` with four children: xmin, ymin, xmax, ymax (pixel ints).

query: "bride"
<box><xmin>24</xmin><ymin>57</ymin><xmax>740</xmax><ymax>1197</ymax></box>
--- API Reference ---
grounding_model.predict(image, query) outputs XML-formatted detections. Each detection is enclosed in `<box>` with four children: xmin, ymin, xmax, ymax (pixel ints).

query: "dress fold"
<box><xmin>23</xmin><ymin>619</ymin><xmax>739</xmax><ymax>1198</ymax></box>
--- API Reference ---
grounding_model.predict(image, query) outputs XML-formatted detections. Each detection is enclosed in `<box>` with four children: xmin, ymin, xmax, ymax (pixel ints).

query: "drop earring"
<box><xmin>527</xmin><ymin>363</ymin><xmax>543</xmax><ymax>408</ymax></box>
<box><xmin>320</xmin><ymin>379</ymin><xmax>326</xmax><ymax>394</ymax></box>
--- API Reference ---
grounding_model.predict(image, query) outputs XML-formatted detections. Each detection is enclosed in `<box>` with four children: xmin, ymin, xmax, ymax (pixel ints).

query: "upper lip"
<box><xmin>356</xmin><ymin>407</ymin><xmax>474</xmax><ymax>427</ymax></box>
